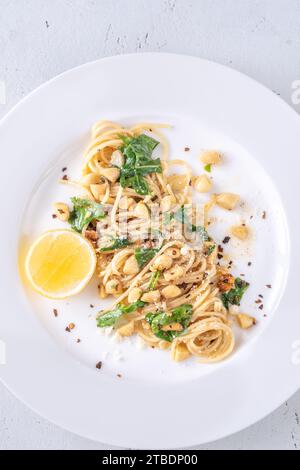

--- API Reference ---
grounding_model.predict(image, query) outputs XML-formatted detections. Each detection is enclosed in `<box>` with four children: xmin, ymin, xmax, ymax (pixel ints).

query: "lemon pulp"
<box><xmin>25</xmin><ymin>230</ymin><xmax>96</xmax><ymax>299</ymax></box>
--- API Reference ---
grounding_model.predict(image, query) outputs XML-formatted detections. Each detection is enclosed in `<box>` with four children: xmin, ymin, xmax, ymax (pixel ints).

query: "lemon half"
<box><xmin>25</xmin><ymin>229</ymin><xmax>96</xmax><ymax>299</ymax></box>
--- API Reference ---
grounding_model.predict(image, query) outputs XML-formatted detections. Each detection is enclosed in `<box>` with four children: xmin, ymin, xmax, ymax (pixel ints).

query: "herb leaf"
<box><xmin>121</xmin><ymin>173</ymin><xmax>149</xmax><ymax>195</ymax></box>
<box><xmin>173</xmin><ymin>206</ymin><xmax>210</xmax><ymax>241</ymax></box>
<box><xmin>190</xmin><ymin>224</ymin><xmax>210</xmax><ymax>241</ymax></box>
<box><xmin>204</xmin><ymin>164</ymin><xmax>212</xmax><ymax>172</ymax></box>
<box><xmin>134</xmin><ymin>247</ymin><xmax>159</xmax><ymax>268</ymax></box>
<box><xmin>221</xmin><ymin>278</ymin><xmax>250</xmax><ymax>309</ymax></box>
<box><xmin>206</xmin><ymin>244</ymin><xmax>216</xmax><ymax>256</ymax></box>
<box><xmin>69</xmin><ymin>197</ymin><xmax>105</xmax><ymax>233</ymax></box>
<box><xmin>148</xmin><ymin>270</ymin><xmax>161</xmax><ymax>290</ymax></box>
<box><xmin>100</xmin><ymin>237</ymin><xmax>132</xmax><ymax>252</ymax></box>
<box><xmin>97</xmin><ymin>300</ymin><xmax>146</xmax><ymax>328</ymax></box>
<box><xmin>163</xmin><ymin>212</ymin><xmax>175</xmax><ymax>225</ymax></box>
<box><xmin>120</xmin><ymin>134</ymin><xmax>161</xmax><ymax>195</ymax></box>
<box><xmin>146</xmin><ymin>304</ymin><xmax>193</xmax><ymax>342</ymax></box>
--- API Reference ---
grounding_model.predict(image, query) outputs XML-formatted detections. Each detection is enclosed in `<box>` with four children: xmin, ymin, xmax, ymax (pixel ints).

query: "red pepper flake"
<box><xmin>96</xmin><ymin>361</ymin><xmax>102</xmax><ymax>370</ymax></box>
<box><xmin>117</xmin><ymin>373</ymin><xmax>122</xmax><ymax>378</ymax></box>
<box><xmin>262</xmin><ymin>211</ymin><xmax>267</xmax><ymax>219</ymax></box>
<box><xmin>266</xmin><ymin>284</ymin><xmax>272</xmax><ymax>288</ymax></box>
<box><xmin>255</xmin><ymin>299</ymin><xmax>262</xmax><ymax>304</ymax></box>
<box><xmin>222</xmin><ymin>236</ymin><xmax>230</xmax><ymax>244</ymax></box>
<box><xmin>53</xmin><ymin>308</ymin><xmax>58</xmax><ymax>317</ymax></box>
<box><xmin>218</xmin><ymin>245</ymin><xmax>224</xmax><ymax>253</ymax></box>
<box><xmin>184</xmin><ymin>147</ymin><xmax>190</xmax><ymax>152</ymax></box>
<box><xmin>259</xmin><ymin>304</ymin><xmax>264</xmax><ymax>310</ymax></box>
<box><xmin>65</xmin><ymin>323</ymin><xmax>75</xmax><ymax>332</ymax></box>
<box><xmin>62</xmin><ymin>167</ymin><xmax>67</xmax><ymax>172</ymax></box>
<box><xmin>62</xmin><ymin>174</ymin><xmax>68</xmax><ymax>181</ymax></box>
<box><xmin>52</xmin><ymin>214</ymin><xmax>57</xmax><ymax>219</ymax></box>
<box><xmin>217</xmin><ymin>253</ymin><xmax>223</xmax><ymax>260</ymax></box>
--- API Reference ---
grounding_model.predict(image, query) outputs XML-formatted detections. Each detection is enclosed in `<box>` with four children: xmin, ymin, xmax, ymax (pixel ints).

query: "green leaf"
<box><xmin>122</xmin><ymin>133</ymin><xmax>159</xmax><ymax>163</ymax></box>
<box><xmin>163</xmin><ymin>212</ymin><xmax>175</xmax><ymax>225</ymax></box>
<box><xmin>120</xmin><ymin>134</ymin><xmax>161</xmax><ymax>195</ymax></box>
<box><xmin>148</xmin><ymin>270</ymin><xmax>161</xmax><ymax>290</ymax></box>
<box><xmin>221</xmin><ymin>277</ymin><xmax>250</xmax><ymax>309</ymax></box>
<box><xmin>97</xmin><ymin>300</ymin><xmax>146</xmax><ymax>328</ymax></box>
<box><xmin>190</xmin><ymin>224</ymin><xmax>210</xmax><ymax>241</ymax></box>
<box><xmin>134</xmin><ymin>247</ymin><xmax>159</xmax><ymax>268</ymax></box>
<box><xmin>145</xmin><ymin>304</ymin><xmax>193</xmax><ymax>342</ymax></box>
<box><xmin>173</xmin><ymin>206</ymin><xmax>189</xmax><ymax>225</ymax></box>
<box><xmin>204</xmin><ymin>164</ymin><xmax>212</xmax><ymax>172</ymax></box>
<box><xmin>69</xmin><ymin>197</ymin><xmax>105</xmax><ymax>233</ymax></box>
<box><xmin>171</xmin><ymin>304</ymin><xmax>193</xmax><ymax>328</ymax></box>
<box><xmin>100</xmin><ymin>237</ymin><xmax>132</xmax><ymax>252</ymax></box>
<box><xmin>206</xmin><ymin>244</ymin><xmax>216</xmax><ymax>256</ymax></box>
<box><xmin>121</xmin><ymin>173</ymin><xmax>150</xmax><ymax>195</ymax></box>
<box><xmin>173</xmin><ymin>206</ymin><xmax>210</xmax><ymax>241</ymax></box>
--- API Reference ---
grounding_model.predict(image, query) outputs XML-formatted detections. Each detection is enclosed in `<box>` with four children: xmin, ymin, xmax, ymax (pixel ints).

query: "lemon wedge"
<box><xmin>25</xmin><ymin>229</ymin><xmax>96</xmax><ymax>299</ymax></box>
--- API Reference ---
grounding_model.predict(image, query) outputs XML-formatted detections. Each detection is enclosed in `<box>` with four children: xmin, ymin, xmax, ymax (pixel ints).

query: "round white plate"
<box><xmin>0</xmin><ymin>53</ymin><xmax>300</xmax><ymax>449</ymax></box>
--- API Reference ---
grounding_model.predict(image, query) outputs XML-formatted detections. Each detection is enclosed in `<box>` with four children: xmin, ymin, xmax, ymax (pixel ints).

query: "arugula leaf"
<box><xmin>206</xmin><ymin>244</ymin><xmax>216</xmax><ymax>256</ymax></box>
<box><xmin>148</xmin><ymin>270</ymin><xmax>161</xmax><ymax>290</ymax></box>
<box><xmin>190</xmin><ymin>224</ymin><xmax>210</xmax><ymax>241</ymax></box>
<box><xmin>163</xmin><ymin>212</ymin><xmax>175</xmax><ymax>225</ymax></box>
<box><xmin>97</xmin><ymin>300</ymin><xmax>146</xmax><ymax>328</ymax></box>
<box><xmin>172</xmin><ymin>304</ymin><xmax>193</xmax><ymax>325</ymax></box>
<box><xmin>134</xmin><ymin>247</ymin><xmax>159</xmax><ymax>268</ymax></box>
<box><xmin>174</xmin><ymin>206</ymin><xmax>190</xmax><ymax>225</ymax></box>
<box><xmin>120</xmin><ymin>173</ymin><xmax>149</xmax><ymax>195</ymax></box>
<box><xmin>69</xmin><ymin>197</ymin><xmax>105</xmax><ymax>232</ymax></box>
<box><xmin>221</xmin><ymin>278</ymin><xmax>250</xmax><ymax>309</ymax></box>
<box><xmin>120</xmin><ymin>134</ymin><xmax>161</xmax><ymax>195</ymax></box>
<box><xmin>172</xmin><ymin>206</ymin><xmax>210</xmax><ymax>241</ymax></box>
<box><xmin>146</xmin><ymin>304</ymin><xmax>193</xmax><ymax>342</ymax></box>
<box><xmin>100</xmin><ymin>237</ymin><xmax>132</xmax><ymax>252</ymax></box>
<box><xmin>122</xmin><ymin>133</ymin><xmax>159</xmax><ymax>163</ymax></box>
<box><xmin>204</xmin><ymin>163</ymin><xmax>212</xmax><ymax>172</ymax></box>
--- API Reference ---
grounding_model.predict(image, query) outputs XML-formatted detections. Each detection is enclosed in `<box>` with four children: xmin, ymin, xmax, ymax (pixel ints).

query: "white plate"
<box><xmin>0</xmin><ymin>53</ymin><xmax>299</xmax><ymax>449</ymax></box>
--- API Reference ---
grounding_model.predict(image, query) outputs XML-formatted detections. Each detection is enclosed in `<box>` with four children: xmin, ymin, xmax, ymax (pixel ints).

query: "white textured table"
<box><xmin>0</xmin><ymin>0</ymin><xmax>299</xmax><ymax>450</ymax></box>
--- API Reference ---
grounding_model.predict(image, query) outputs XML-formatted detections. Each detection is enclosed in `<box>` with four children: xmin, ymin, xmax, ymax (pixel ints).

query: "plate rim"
<box><xmin>0</xmin><ymin>52</ymin><xmax>300</xmax><ymax>448</ymax></box>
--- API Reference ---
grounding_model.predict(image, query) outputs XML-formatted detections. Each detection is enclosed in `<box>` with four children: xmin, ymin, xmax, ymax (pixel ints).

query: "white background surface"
<box><xmin>0</xmin><ymin>0</ymin><xmax>299</xmax><ymax>450</ymax></box>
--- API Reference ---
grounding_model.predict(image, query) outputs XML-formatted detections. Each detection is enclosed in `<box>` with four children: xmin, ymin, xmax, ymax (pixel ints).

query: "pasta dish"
<box><xmin>26</xmin><ymin>120</ymin><xmax>256</xmax><ymax>363</ymax></box>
